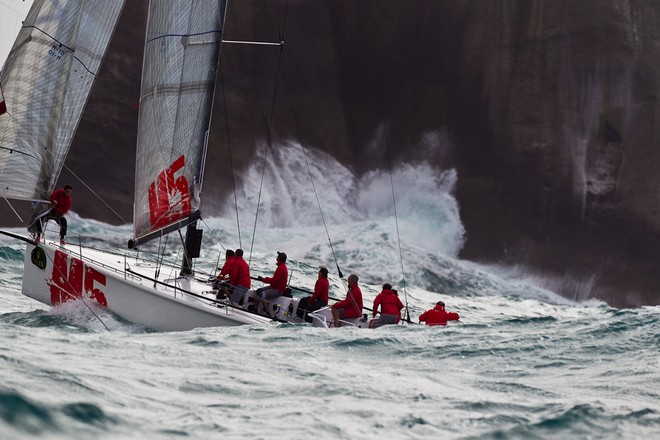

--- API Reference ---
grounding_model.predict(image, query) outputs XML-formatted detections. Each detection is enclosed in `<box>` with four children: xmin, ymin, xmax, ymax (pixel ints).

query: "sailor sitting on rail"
<box><xmin>255</xmin><ymin>251</ymin><xmax>288</xmax><ymax>317</ymax></box>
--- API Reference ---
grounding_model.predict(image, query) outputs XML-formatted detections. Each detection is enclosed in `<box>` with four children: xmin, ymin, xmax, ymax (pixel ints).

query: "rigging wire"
<box><xmin>60</xmin><ymin>163</ymin><xmax>129</xmax><ymax>224</ymax></box>
<box><xmin>262</xmin><ymin>0</ymin><xmax>345</xmax><ymax>286</ymax></box>
<box><xmin>2</xmin><ymin>196</ymin><xmax>24</xmax><ymax>223</ymax></box>
<box><xmin>366</xmin><ymin>0</ymin><xmax>411</xmax><ymax>322</ymax></box>
<box><xmin>261</xmin><ymin>0</ymin><xmax>348</xmax><ymax>288</ymax></box>
<box><xmin>154</xmin><ymin>233</ymin><xmax>169</xmax><ymax>288</ymax></box>
<box><xmin>280</xmin><ymin>63</ymin><xmax>345</xmax><ymax>282</ymax></box>
<box><xmin>199</xmin><ymin>217</ymin><xmax>228</xmax><ymax>253</ymax></box>
<box><xmin>199</xmin><ymin>216</ymin><xmax>228</xmax><ymax>275</ymax></box>
<box><xmin>247</xmin><ymin>0</ymin><xmax>288</xmax><ymax>266</ymax></box>
<box><xmin>218</xmin><ymin>65</ymin><xmax>243</xmax><ymax>250</ymax></box>
<box><xmin>177</xmin><ymin>228</ymin><xmax>192</xmax><ymax>273</ymax></box>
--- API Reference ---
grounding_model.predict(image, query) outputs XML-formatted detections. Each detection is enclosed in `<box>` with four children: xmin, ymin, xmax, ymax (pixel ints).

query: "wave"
<box><xmin>221</xmin><ymin>142</ymin><xmax>464</xmax><ymax>253</ymax></box>
<box><xmin>0</xmin><ymin>246</ymin><xmax>24</xmax><ymax>262</ymax></box>
<box><xmin>476</xmin><ymin>403</ymin><xmax>658</xmax><ymax>439</ymax></box>
<box><xmin>0</xmin><ymin>387</ymin><xmax>116</xmax><ymax>438</ymax></box>
<box><xmin>0</xmin><ymin>388</ymin><xmax>57</xmax><ymax>436</ymax></box>
<box><xmin>0</xmin><ymin>301</ymin><xmax>147</xmax><ymax>334</ymax></box>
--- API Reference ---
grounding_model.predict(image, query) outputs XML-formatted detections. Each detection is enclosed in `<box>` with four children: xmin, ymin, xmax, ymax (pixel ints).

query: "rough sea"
<box><xmin>1</xmin><ymin>150</ymin><xmax>659</xmax><ymax>439</ymax></box>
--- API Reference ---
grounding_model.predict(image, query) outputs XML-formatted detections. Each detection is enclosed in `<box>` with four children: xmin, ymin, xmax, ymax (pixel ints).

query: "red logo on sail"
<box><xmin>48</xmin><ymin>250</ymin><xmax>108</xmax><ymax>306</ymax></box>
<box><xmin>148</xmin><ymin>155</ymin><xmax>192</xmax><ymax>228</ymax></box>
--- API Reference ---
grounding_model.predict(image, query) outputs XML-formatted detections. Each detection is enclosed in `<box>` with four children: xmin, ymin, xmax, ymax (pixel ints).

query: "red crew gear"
<box><xmin>372</xmin><ymin>289</ymin><xmax>404</xmax><ymax>322</ymax></box>
<box><xmin>262</xmin><ymin>261</ymin><xmax>288</xmax><ymax>294</ymax></box>
<box><xmin>233</xmin><ymin>256</ymin><xmax>251</xmax><ymax>288</ymax></box>
<box><xmin>332</xmin><ymin>284</ymin><xmax>363</xmax><ymax>319</ymax></box>
<box><xmin>419</xmin><ymin>304</ymin><xmax>460</xmax><ymax>326</ymax></box>
<box><xmin>217</xmin><ymin>256</ymin><xmax>235</xmax><ymax>280</ymax></box>
<box><xmin>50</xmin><ymin>188</ymin><xmax>72</xmax><ymax>215</ymax></box>
<box><xmin>310</xmin><ymin>277</ymin><xmax>329</xmax><ymax>304</ymax></box>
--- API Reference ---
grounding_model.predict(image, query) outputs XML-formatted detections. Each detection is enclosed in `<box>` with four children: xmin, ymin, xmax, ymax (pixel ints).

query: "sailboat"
<box><xmin>0</xmin><ymin>0</ymin><xmax>280</xmax><ymax>331</ymax></box>
<box><xmin>0</xmin><ymin>0</ymin><xmax>405</xmax><ymax>331</ymax></box>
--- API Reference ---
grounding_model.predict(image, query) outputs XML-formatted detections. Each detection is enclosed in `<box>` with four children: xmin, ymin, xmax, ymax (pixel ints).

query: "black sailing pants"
<box><xmin>36</xmin><ymin>214</ymin><xmax>67</xmax><ymax>239</ymax></box>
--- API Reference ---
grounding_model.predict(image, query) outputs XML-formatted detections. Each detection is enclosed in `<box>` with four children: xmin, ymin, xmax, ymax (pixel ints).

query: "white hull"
<box><xmin>21</xmin><ymin>238</ymin><xmax>271</xmax><ymax>331</ymax></box>
<box><xmin>13</xmin><ymin>233</ymin><xmax>374</xmax><ymax>331</ymax></box>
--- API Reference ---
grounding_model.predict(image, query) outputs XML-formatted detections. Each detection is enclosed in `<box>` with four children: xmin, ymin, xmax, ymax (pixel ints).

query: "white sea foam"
<box><xmin>211</xmin><ymin>142</ymin><xmax>466</xmax><ymax>288</ymax></box>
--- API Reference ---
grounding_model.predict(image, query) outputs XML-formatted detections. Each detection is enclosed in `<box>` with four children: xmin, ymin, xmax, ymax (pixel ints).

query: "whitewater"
<box><xmin>1</xmin><ymin>145</ymin><xmax>659</xmax><ymax>439</ymax></box>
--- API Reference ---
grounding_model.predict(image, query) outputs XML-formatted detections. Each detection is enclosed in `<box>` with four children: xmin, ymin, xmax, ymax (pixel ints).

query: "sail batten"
<box><xmin>132</xmin><ymin>0</ymin><xmax>227</xmax><ymax>243</ymax></box>
<box><xmin>0</xmin><ymin>0</ymin><xmax>127</xmax><ymax>202</ymax></box>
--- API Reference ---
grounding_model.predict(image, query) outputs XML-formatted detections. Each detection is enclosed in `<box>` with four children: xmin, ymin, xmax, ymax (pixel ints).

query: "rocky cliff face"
<box><xmin>441</xmin><ymin>0</ymin><xmax>660</xmax><ymax>308</ymax></box>
<box><xmin>17</xmin><ymin>0</ymin><xmax>660</xmax><ymax>306</ymax></box>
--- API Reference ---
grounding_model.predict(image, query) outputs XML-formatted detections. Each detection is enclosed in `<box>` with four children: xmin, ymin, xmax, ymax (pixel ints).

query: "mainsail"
<box><xmin>131</xmin><ymin>0</ymin><xmax>228</xmax><ymax>246</ymax></box>
<box><xmin>0</xmin><ymin>0</ymin><xmax>126</xmax><ymax>202</ymax></box>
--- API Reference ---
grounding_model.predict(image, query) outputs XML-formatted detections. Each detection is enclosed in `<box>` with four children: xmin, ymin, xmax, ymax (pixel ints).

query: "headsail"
<box><xmin>131</xmin><ymin>0</ymin><xmax>228</xmax><ymax>247</ymax></box>
<box><xmin>0</xmin><ymin>0</ymin><xmax>126</xmax><ymax>202</ymax></box>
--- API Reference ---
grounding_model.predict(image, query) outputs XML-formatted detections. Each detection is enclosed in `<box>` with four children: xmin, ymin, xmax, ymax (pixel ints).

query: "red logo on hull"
<box><xmin>48</xmin><ymin>250</ymin><xmax>108</xmax><ymax>307</ymax></box>
<box><xmin>148</xmin><ymin>155</ymin><xmax>192</xmax><ymax>228</ymax></box>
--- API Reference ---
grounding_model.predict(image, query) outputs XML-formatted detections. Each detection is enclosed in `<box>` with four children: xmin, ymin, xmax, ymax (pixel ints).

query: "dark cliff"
<box><xmin>8</xmin><ymin>0</ymin><xmax>660</xmax><ymax>307</ymax></box>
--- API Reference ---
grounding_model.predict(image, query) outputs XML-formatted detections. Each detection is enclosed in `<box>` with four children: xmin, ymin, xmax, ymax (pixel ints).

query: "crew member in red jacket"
<box><xmin>256</xmin><ymin>251</ymin><xmax>289</xmax><ymax>316</ymax></box>
<box><xmin>230</xmin><ymin>249</ymin><xmax>251</xmax><ymax>305</ymax></box>
<box><xmin>418</xmin><ymin>301</ymin><xmax>460</xmax><ymax>326</ymax></box>
<box><xmin>213</xmin><ymin>249</ymin><xmax>235</xmax><ymax>299</ymax></box>
<box><xmin>216</xmin><ymin>249</ymin><xmax>235</xmax><ymax>281</ymax></box>
<box><xmin>31</xmin><ymin>185</ymin><xmax>73</xmax><ymax>245</ymax></box>
<box><xmin>331</xmin><ymin>273</ymin><xmax>363</xmax><ymax>327</ymax></box>
<box><xmin>370</xmin><ymin>283</ymin><xmax>404</xmax><ymax>328</ymax></box>
<box><xmin>297</xmin><ymin>267</ymin><xmax>330</xmax><ymax>322</ymax></box>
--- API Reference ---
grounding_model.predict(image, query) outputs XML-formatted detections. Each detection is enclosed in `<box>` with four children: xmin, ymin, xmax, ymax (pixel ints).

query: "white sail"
<box><xmin>132</xmin><ymin>0</ymin><xmax>228</xmax><ymax>244</ymax></box>
<box><xmin>0</xmin><ymin>0</ymin><xmax>126</xmax><ymax>202</ymax></box>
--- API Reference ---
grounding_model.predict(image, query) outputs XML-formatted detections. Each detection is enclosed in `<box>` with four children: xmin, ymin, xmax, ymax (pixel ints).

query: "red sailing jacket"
<box><xmin>419</xmin><ymin>305</ymin><xmax>460</xmax><ymax>326</ymax></box>
<box><xmin>217</xmin><ymin>257</ymin><xmax>235</xmax><ymax>279</ymax></box>
<box><xmin>333</xmin><ymin>284</ymin><xmax>363</xmax><ymax>319</ymax></box>
<box><xmin>50</xmin><ymin>188</ymin><xmax>72</xmax><ymax>215</ymax></box>
<box><xmin>310</xmin><ymin>277</ymin><xmax>329</xmax><ymax>304</ymax></box>
<box><xmin>233</xmin><ymin>256</ymin><xmax>251</xmax><ymax>288</ymax></box>
<box><xmin>372</xmin><ymin>289</ymin><xmax>404</xmax><ymax>322</ymax></box>
<box><xmin>263</xmin><ymin>261</ymin><xmax>288</xmax><ymax>294</ymax></box>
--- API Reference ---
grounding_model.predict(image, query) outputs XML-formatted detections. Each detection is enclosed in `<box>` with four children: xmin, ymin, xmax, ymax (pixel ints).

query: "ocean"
<box><xmin>1</xmin><ymin>154</ymin><xmax>659</xmax><ymax>439</ymax></box>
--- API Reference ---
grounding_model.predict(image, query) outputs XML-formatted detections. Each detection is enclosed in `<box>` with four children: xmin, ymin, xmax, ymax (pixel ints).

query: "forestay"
<box><xmin>0</xmin><ymin>0</ymin><xmax>126</xmax><ymax>202</ymax></box>
<box><xmin>132</xmin><ymin>0</ymin><xmax>228</xmax><ymax>246</ymax></box>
